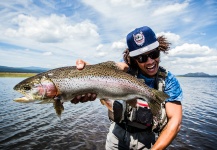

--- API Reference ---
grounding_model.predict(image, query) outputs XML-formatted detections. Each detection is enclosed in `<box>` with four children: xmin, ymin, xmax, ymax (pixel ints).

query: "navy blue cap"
<box><xmin>126</xmin><ymin>26</ymin><xmax>159</xmax><ymax>57</ymax></box>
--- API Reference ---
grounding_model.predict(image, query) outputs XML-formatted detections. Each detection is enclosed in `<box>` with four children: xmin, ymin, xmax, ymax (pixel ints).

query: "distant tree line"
<box><xmin>0</xmin><ymin>66</ymin><xmax>48</xmax><ymax>73</ymax></box>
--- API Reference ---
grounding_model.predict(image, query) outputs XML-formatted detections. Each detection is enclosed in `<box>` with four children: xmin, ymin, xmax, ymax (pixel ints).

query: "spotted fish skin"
<box><xmin>13</xmin><ymin>61</ymin><xmax>169</xmax><ymax>117</ymax></box>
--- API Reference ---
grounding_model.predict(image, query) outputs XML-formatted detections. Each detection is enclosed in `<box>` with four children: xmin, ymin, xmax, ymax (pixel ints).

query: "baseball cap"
<box><xmin>126</xmin><ymin>26</ymin><xmax>159</xmax><ymax>57</ymax></box>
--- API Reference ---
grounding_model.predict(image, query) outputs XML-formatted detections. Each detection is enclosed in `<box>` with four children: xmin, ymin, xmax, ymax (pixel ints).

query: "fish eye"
<box><xmin>23</xmin><ymin>86</ymin><xmax>31</xmax><ymax>91</ymax></box>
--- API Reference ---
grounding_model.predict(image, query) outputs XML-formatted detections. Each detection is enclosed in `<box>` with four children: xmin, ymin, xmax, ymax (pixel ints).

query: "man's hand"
<box><xmin>152</xmin><ymin>101</ymin><xmax>182</xmax><ymax>149</ymax></box>
<box><xmin>71</xmin><ymin>94</ymin><xmax>97</xmax><ymax>104</ymax></box>
<box><xmin>70</xmin><ymin>59</ymin><xmax>97</xmax><ymax>104</ymax></box>
<box><xmin>76</xmin><ymin>59</ymin><xmax>89</xmax><ymax>70</ymax></box>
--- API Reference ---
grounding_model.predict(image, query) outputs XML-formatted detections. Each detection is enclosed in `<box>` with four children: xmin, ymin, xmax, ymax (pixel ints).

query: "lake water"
<box><xmin>0</xmin><ymin>77</ymin><xmax>216</xmax><ymax>150</ymax></box>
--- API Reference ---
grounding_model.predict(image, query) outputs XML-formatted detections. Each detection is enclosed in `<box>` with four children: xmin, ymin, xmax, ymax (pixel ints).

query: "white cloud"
<box><xmin>161</xmin><ymin>43</ymin><xmax>217</xmax><ymax>75</ymax></box>
<box><xmin>111</xmin><ymin>39</ymin><xmax>126</xmax><ymax>49</ymax></box>
<box><xmin>4</xmin><ymin>14</ymin><xmax>99</xmax><ymax>43</ymax></box>
<box><xmin>96</xmin><ymin>44</ymin><xmax>104</xmax><ymax>51</ymax></box>
<box><xmin>43</xmin><ymin>52</ymin><xmax>53</xmax><ymax>56</ymax></box>
<box><xmin>152</xmin><ymin>2</ymin><xmax>189</xmax><ymax>16</ymax></box>
<box><xmin>95</xmin><ymin>52</ymin><xmax>107</xmax><ymax>57</ymax></box>
<box><xmin>0</xmin><ymin>0</ymin><xmax>216</xmax><ymax>75</ymax></box>
<box><xmin>182</xmin><ymin>17</ymin><xmax>192</xmax><ymax>23</ymax></box>
<box><xmin>0</xmin><ymin>13</ymin><xmax>103</xmax><ymax>66</ymax></box>
<box><xmin>157</xmin><ymin>32</ymin><xmax>181</xmax><ymax>45</ymax></box>
<box><xmin>81</xmin><ymin>0</ymin><xmax>152</xmax><ymax>29</ymax></box>
<box><xmin>109</xmin><ymin>0</ymin><xmax>149</xmax><ymax>7</ymax></box>
<box><xmin>169</xmin><ymin>43</ymin><xmax>213</xmax><ymax>58</ymax></box>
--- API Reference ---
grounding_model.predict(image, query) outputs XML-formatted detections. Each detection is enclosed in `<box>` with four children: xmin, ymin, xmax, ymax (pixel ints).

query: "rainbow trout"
<box><xmin>13</xmin><ymin>61</ymin><xmax>169</xmax><ymax>117</ymax></box>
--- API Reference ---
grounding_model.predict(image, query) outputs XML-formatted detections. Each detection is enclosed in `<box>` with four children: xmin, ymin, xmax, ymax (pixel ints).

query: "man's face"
<box><xmin>134</xmin><ymin>50</ymin><xmax>160</xmax><ymax>77</ymax></box>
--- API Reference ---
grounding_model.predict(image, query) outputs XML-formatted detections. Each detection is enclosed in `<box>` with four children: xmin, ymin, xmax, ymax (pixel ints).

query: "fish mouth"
<box><xmin>14</xmin><ymin>91</ymin><xmax>36</xmax><ymax>103</ymax></box>
<box><xmin>14</xmin><ymin>96</ymin><xmax>36</xmax><ymax>103</ymax></box>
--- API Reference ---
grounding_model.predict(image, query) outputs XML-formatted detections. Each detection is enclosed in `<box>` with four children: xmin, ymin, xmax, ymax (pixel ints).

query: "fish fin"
<box><xmin>100</xmin><ymin>99</ymin><xmax>114</xmax><ymax>112</ymax></box>
<box><xmin>53</xmin><ymin>98</ymin><xmax>64</xmax><ymax>119</ymax></box>
<box><xmin>137</xmin><ymin>78</ymin><xmax>145</xmax><ymax>83</ymax></box>
<box><xmin>148</xmin><ymin>89</ymin><xmax>169</xmax><ymax>116</ymax></box>
<box><xmin>36</xmin><ymin>100</ymin><xmax>53</xmax><ymax>104</ymax></box>
<box><xmin>152</xmin><ymin>89</ymin><xmax>169</xmax><ymax>104</ymax></box>
<box><xmin>96</xmin><ymin>61</ymin><xmax>120</xmax><ymax>70</ymax></box>
<box><xmin>148</xmin><ymin>103</ymin><xmax>160</xmax><ymax>117</ymax></box>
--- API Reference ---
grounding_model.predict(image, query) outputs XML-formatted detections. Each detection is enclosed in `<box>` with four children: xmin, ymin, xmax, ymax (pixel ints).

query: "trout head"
<box><xmin>13</xmin><ymin>75</ymin><xmax>58</xmax><ymax>103</ymax></box>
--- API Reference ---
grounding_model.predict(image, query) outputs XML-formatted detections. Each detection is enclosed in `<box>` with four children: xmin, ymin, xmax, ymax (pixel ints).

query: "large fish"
<box><xmin>13</xmin><ymin>61</ymin><xmax>169</xmax><ymax>117</ymax></box>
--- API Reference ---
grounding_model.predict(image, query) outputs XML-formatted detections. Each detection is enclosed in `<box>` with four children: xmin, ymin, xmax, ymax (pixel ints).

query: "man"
<box><xmin>71</xmin><ymin>26</ymin><xmax>183</xmax><ymax>149</ymax></box>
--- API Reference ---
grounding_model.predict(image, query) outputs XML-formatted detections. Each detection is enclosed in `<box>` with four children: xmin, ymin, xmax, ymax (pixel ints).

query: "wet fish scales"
<box><xmin>13</xmin><ymin>61</ymin><xmax>169</xmax><ymax>117</ymax></box>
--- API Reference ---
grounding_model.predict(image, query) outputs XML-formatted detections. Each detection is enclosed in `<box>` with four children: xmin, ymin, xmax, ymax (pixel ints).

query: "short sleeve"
<box><xmin>164</xmin><ymin>71</ymin><xmax>183</xmax><ymax>102</ymax></box>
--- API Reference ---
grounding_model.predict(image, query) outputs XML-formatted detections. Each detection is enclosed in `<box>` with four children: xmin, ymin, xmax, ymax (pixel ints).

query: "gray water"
<box><xmin>0</xmin><ymin>77</ymin><xmax>216</xmax><ymax>150</ymax></box>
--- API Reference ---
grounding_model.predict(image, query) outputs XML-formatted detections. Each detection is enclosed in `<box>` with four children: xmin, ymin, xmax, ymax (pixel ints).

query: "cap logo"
<box><xmin>133</xmin><ymin>31</ymin><xmax>145</xmax><ymax>46</ymax></box>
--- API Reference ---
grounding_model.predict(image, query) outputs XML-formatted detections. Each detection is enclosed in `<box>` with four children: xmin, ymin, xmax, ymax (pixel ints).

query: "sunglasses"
<box><xmin>134</xmin><ymin>50</ymin><xmax>160</xmax><ymax>63</ymax></box>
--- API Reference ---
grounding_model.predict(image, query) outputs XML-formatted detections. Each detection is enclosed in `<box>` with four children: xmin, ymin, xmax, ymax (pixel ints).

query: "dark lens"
<box><xmin>149</xmin><ymin>50</ymin><xmax>160</xmax><ymax>59</ymax></box>
<box><xmin>137</xmin><ymin>55</ymin><xmax>148</xmax><ymax>63</ymax></box>
<box><xmin>135</xmin><ymin>50</ymin><xmax>160</xmax><ymax>63</ymax></box>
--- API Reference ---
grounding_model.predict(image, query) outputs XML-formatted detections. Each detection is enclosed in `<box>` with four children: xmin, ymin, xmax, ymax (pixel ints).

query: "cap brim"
<box><xmin>129</xmin><ymin>41</ymin><xmax>159</xmax><ymax>57</ymax></box>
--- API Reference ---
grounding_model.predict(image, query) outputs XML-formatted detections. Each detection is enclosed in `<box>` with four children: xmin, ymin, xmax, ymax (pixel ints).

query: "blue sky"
<box><xmin>0</xmin><ymin>0</ymin><xmax>217</xmax><ymax>75</ymax></box>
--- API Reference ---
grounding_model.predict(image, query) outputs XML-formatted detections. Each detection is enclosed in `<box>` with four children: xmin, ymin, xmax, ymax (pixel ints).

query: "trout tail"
<box><xmin>148</xmin><ymin>89</ymin><xmax>169</xmax><ymax>116</ymax></box>
<box><xmin>152</xmin><ymin>89</ymin><xmax>169</xmax><ymax>104</ymax></box>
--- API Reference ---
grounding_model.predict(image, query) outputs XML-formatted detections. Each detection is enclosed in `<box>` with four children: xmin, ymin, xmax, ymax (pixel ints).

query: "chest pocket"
<box><xmin>107</xmin><ymin>66</ymin><xmax>168</xmax><ymax>133</ymax></box>
<box><xmin>126</xmin><ymin>66</ymin><xmax>168</xmax><ymax>133</ymax></box>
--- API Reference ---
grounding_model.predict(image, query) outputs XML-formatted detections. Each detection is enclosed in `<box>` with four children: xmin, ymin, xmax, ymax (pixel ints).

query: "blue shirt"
<box><xmin>137</xmin><ymin>71</ymin><xmax>183</xmax><ymax>102</ymax></box>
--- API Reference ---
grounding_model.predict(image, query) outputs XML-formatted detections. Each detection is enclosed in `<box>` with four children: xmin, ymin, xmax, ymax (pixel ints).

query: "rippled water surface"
<box><xmin>0</xmin><ymin>77</ymin><xmax>217</xmax><ymax>150</ymax></box>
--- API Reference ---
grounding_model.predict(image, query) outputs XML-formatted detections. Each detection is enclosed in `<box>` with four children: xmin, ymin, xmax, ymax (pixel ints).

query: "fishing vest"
<box><xmin>108</xmin><ymin>66</ymin><xmax>168</xmax><ymax>133</ymax></box>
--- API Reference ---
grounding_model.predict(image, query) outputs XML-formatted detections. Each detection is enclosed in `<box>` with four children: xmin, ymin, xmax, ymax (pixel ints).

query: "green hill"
<box><xmin>181</xmin><ymin>72</ymin><xmax>217</xmax><ymax>77</ymax></box>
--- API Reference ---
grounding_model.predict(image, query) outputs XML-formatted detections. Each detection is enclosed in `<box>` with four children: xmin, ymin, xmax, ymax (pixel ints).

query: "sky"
<box><xmin>0</xmin><ymin>0</ymin><xmax>217</xmax><ymax>75</ymax></box>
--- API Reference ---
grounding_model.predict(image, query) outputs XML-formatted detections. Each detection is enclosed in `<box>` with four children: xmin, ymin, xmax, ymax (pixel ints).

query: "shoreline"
<box><xmin>0</xmin><ymin>72</ymin><xmax>37</xmax><ymax>77</ymax></box>
<box><xmin>1</xmin><ymin>72</ymin><xmax>216</xmax><ymax>78</ymax></box>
